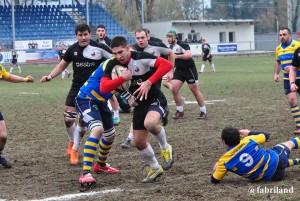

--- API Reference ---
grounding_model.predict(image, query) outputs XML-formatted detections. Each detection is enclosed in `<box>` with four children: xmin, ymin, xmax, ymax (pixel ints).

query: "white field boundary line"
<box><xmin>29</xmin><ymin>188</ymin><xmax>125</xmax><ymax>201</ymax></box>
<box><xmin>169</xmin><ymin>99</ymin><xmax>225</xmax><ymax>105</ymax></box>
<box><xmin>19</xmin><ymin>92</ymin><xmax>40</xmax><ymax>95</ymax></box>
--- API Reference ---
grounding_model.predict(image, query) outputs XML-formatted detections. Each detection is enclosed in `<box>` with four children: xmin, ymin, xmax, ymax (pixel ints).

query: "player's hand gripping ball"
<box><xmin>111</xmin><ymin>65</ymin><xmax>131</xmax><ymax>91</ymax></box>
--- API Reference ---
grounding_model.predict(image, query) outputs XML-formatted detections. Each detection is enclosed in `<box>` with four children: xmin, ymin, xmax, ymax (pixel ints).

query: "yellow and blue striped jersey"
<box><xmin>77</xmin><ymin>59</ymin><xmax>115</xmax><ymax>104</ymax></box>
<box><xmin>275</xmin><ymin>39</ymin><xmax>300</xmax><ymax>80</ymax></box>
<box><xmin>0</xmin><ymin>64</ymin><xmax>9</xmax><ymax>81</ymax></box>
<box><xmin>212</xmin><ymin>134</ymin><xmax>278</xmax><ymax>182</ymax></box>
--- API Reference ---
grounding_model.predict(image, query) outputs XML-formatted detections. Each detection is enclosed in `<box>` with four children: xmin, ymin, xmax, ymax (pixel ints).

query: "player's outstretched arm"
<box><xmin>40</xmin><ymin>61</ymin><xmax>69</xmax><ymax>83</ymax></box>
<box><xmin>7</xmin><ymin>74</ymin><xmax>34</xmax><ymax>83</ymax></box>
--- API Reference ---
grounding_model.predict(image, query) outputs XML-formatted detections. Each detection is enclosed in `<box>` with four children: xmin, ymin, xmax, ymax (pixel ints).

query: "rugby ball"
<box><xmin>111</xmin><ymin>65</ymin><xmax>131</xmax><ymax>91</ymax></box>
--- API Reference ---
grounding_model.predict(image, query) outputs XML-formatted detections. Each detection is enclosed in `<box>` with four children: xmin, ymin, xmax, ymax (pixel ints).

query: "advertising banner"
<box><xmin>15</xmin><ymin>40</ymin><xmax>53</xmax><ymax>50</ymax></box>
<box><xmin>0</xmin><ymin>50</ymin><xmax>58</xmax><ymax>63</ymax></box>
<box><xmin>190</xmin><ymin>43</ymin><xmax>237</xmax><ymax>55</ymax></box>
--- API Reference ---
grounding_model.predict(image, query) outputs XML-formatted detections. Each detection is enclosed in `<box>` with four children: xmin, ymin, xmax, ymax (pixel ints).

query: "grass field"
<box><xmin>2</xmin><ymin>55</ymin><xmax>300</xmax><ymax>200</ymax></box>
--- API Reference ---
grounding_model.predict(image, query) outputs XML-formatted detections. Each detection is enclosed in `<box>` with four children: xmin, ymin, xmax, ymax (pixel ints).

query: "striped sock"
<box><xmin>287</xmin><ymin>158</ymin><xmax>300</xmax><ymax>167</ymax></box>
<box><xmin>82</xmin><ymin>137</ymin><xmax>99</xmax><ymax>174</ymax></box>
<box><xmin>291</xmin><ymin>136</ymin><xmax>300</xmax><ymax>149</ymax></box>
<box><xmin>96</xmin><ymin>138</ymin><xmax>113</xmax><ymax>167</ymax></box>
<box><xmin>291</xmin><ymin>105</ymin><xmax>300</xmax><ymax>128</ymax></box>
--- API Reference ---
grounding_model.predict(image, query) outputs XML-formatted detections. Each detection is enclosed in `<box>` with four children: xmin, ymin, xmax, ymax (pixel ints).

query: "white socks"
<box><xmin>66</xmin><ymin>123</ymin><xmax>76</xmax><ymax>142</ymax></box>
<box><xmin>62</xmin><ymin>71</ymin><xmax>66</xmax><ymax>79</ymax></box>
<box><xmin>200</xmin><ymin>105</ymin><xmax>207</xmax><ymax>113</ymax></box>
<box><xmin>200</xmin><ymin>64</ymin><xmax>205</xmax><ymax>72</ymax></box>
<box><xmin>139</xmin><ymin>144</ymin><xmax>160</xmax><ymax>170</ymax></box>
<box><xmin>153</xmin><ymin>127</ymin><xmax>168</xmax><ymax>150</ymax></box>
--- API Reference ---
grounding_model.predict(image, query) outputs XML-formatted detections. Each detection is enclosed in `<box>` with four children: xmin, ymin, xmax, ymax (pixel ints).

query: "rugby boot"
<box><xmin>161</xmin><ymin>144</ymin><xmax>174</xmax><ymax>170</ymax></box>
<box><xmin>93</xmin><ymin>163</ymin><xmax>120</xmax><ymax>174</ymax></box>
<box><xmin>0</xmin><ymin>156</ymin><xmax>12</xmax><ymax>168</ymax></box>
<box><xmin>67</xmin><ymin>141</ymin><xmax>74</xmax><ymax>158</ymax></box>
<box><xmin>70</xmin><ymin>149</ymin><xmax>79</xmax><ymax>165</ymax></box>
<box><xmin>142</xmin><ymin>166</ymin><xmax>163</xmax><ymax>183</ymax></box>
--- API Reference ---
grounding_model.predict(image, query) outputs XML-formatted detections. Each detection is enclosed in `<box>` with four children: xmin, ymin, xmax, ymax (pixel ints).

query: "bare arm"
<box><xmin>274</xmin><ymin>61</ymin><xmax>281</xmax><ymax>82</ymax></box>
<box><xmin>168</xmin><ymin>50</ymin><xmax>175</xmax><ymax>65</ymax></box>
<box><xmin>7</xmin><ymin>74</ymin><xmax>34</xmax><ymax>83</ymax></box>
<box><xmin>289</xmin><ymin>66</ymin><xmax>298</xmax><ymax>92</ymax></box>
<box><xmin>40</xmin><ymin>60</ymin><xmax>70</xmax><ymax>83</ymax></box>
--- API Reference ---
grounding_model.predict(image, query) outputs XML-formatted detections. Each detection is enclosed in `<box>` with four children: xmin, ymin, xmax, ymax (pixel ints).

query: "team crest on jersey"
<box><xmin>292</xmin><ymin>44</ymin><xmax>295</xmax><ymax>47</ymax></box>
<box><xmin>91</xmin><ymin>52</ymin><xmax>95</xmax><ymax>56</ymax></box>
<box><xmin>135</xmin><ymin>66</ymin><xmax>140</xmax><ymax>72</ymax></box>
<box><xmin>74</xmin><ymin>52</ymin><xmax>78</xmax><ymax>56</ymax></box>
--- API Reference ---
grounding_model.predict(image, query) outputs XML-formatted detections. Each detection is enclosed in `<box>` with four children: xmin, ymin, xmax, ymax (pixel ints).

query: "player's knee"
<box><xmin>144</xmin><ymin>121</ymin><xmax>158</xmax><ymax>133</ymax></box>
<box><xmin>103</xmin><ymin>128</ymin><xmax>116</xmax><ymax>141</ymax></box>
<box><xmin>63</xmin><ymin>111</ymin><xmax>77</xmax><ymax>126</ymax></box>
<box><xmin>90</xmin><ymin>125</ymin><xmax>104</xmax><ymax>139</ymax></box>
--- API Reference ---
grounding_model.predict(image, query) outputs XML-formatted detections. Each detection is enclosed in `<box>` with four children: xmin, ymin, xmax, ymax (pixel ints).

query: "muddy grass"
<box><xmin>1</xmin><ymin>57</ymin><xmax>300</xmax><ymax>200</ymax></box>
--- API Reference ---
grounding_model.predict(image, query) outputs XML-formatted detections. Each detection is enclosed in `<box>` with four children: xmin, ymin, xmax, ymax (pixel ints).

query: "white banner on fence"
<box><xmin>189</xmin><ymin>43</ymin><xmax>237</xmax><ymax>56</ymax></box>
<box><xmin>15</xmin><ymin>40</ymin><xmax>53</xmax><ymax>50</ymax></box>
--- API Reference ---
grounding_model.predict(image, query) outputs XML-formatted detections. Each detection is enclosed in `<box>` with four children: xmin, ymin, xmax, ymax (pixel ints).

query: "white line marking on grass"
<box><xmin>168</xmin><ymin>99</ymin><xmax>225</xmax><ymax>105</ymax></box>
<box><xmin>20</xmin><ymin>92</ymin><xmax>40</xmax><ymax>95</ymax></box>
<box><xmin>30</xmin><ymin>188</ymin><xmax>124</xmax><ymax>201</ymax></box>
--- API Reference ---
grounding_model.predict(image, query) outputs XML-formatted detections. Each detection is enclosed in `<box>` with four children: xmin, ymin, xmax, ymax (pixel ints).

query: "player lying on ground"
<box><xmin>211</xmin><ymin>126</ymin><xmax>300</xmax><ymax>183</ymax></box>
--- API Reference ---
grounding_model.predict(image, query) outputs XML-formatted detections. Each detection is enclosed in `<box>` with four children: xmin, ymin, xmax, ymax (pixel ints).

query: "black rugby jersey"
<box><xmin>103</xmin><ymin>51</ymin><xmax>164</xmax><ymax>102</ymax></box>
<box><xmin>169</xmin><ymin>40</ymin><xmax>196</xmax><ymax>70</ymax></box>
<box><xmin>202</xmin><ymin>43</ymin><xmax>211</xmax><ymax>56</ymax></box>
<box><xmin>97</xmin><ymin>37</ymin><xmax>112</xmax><ymax>48</ymax></box>
<box><xmin>58</xmin><ymin>49</ymin><xmax>67</xmax><ymax>61</ymax></box>
<box><xmin>12</xmin><ymin>51</ymin><xmax>18</xmax><ymax>60</ymax></box>
<box><xmin>64</xmin><ymin>40</ymin><xmax>112</xmax><ymax>84</ymax></box>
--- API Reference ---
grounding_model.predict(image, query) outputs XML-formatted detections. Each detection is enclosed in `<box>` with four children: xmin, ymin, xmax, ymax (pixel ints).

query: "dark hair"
<box><xmin>111</xmin><ymin>36</ymin><xmax>128</xmax><ymax>49</ymax></box>
<box><xmin>279</xmin><ymin>26</ymin><xmax>291</xmax><ymax>34</ymax></box>
<box><xmin>221</xmin><ymin>126</ymin><xmax>241</xmax><ymax>146</ymax></box>
<box><xmin>135</xmin><ymin>28</ymin><xmax>148</xmax><ymax>36</ymax></box>
<box><xmin>143</xmin><ymin>28</ymin><xmax>150</xmax><ymax>34</ymax></box>
<box><xmin>97</xmin><ymin>24</ymin><xmax>106</xmax><ymax>30</ymax></box>
<box><xmin>75</xmin><ymin>23</ymin><xmax>91</xmax><ymax>35</ymax></box>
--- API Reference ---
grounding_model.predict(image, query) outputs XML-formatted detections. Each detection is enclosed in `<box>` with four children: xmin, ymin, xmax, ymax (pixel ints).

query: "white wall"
<box><xmin>144</xmin><ymin>21</ymin><xmax>255</xmax><ymax>51</ymax></box>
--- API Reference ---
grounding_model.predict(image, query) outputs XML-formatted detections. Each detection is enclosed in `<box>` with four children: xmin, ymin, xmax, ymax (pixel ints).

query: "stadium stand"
<box><xmin>0</xmin><ymin>4</ymin><xmax>134</xmax><ymax>49</ymax></box>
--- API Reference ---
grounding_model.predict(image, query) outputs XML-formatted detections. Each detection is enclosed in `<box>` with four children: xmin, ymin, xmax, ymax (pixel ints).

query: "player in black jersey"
<box><xmin>40</xmin><ymin>23</ymin><xmax>115</xmax><ymax>168</ymax></box>
<box><xmin>9</xmin><ymin>48</ymin><xmax>22</xmax><ymax>74</ymax></box>
<box><xmin>199</xmin><ymin>38</ymin><xmax>216</xmax><ymax>73</ymax></box>
<box><xmin>166</xmin><ymin>30</ymin><xmax>207</xmax><ymax>119</ymax></box>
<box><xmin>121</xmin><ymin>28</ymin><xmax>175</xmax><ymax>149</ymax></box>
<box><xmin>101</xmin><ymin>36</ymin><xmax>174</xmax><ymax>183</ymax></box>
<box><xmin>58</xmin><ymin>44</ymin><xmax>72</xmax><ymax>80</ymax></box>
<box><xmin>95</xmin><ymin>24</ymin><xmax>112</xmax><ymax>47</ymax></box>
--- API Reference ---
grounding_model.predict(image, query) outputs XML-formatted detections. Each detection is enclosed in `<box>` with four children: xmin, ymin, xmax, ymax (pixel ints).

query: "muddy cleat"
<box><xmin>79</xmin><ymin>173</ymin><xmax>96</xmax><ymax>191</ymax></box>
<box><xmin>142</xmin><ymin>166</ymin><xmax>163</xmax><ymax>183</ymax></box>
<box><xmin>70</xmin><ymin>149</ymin><xmax>79</xmax><ymax>165</ymax></box>
<box><xmin>197</xmin><ymin>112</ymin><xmax>207</xmax><ymax>119</ymax></box>
<box><xmin>0</xmin><ymin>156</ymin><xmax>12</xmax><ymax>168</ymax></box>
<box><xmin>161</xmin><ymin>108</ymin><xmax>169</xmax><ymax>126</ymax></box>
<box><xmin>121</xmin><ymin>138</ymin><xmax>134</xmax><ymax>149</ymax></box>
<box><xmin>161</xmin><ymin>144</ymin><xmax>174</xmax><ymax>170</ymax></box>
<box><xmin>113</xmin><ymin>117</ymin><xmax>120</xmax><ymax>125</ymax></box>
<box><xmin>67</xmin><ymin>141</ymin><xmax>74</xmax><ymax>158</ymax></box>
<box><xmin>93</xmin><ymin>163</ymin><xmax>120</xmax><ymax>174</ymax></box>
<box><xmin>172</xmin><ymin>110</ymin><xmax>184</xmax><ymax>119</ymax></box>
